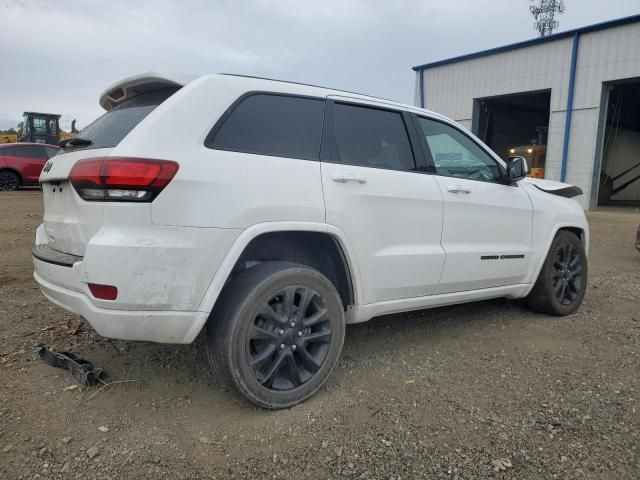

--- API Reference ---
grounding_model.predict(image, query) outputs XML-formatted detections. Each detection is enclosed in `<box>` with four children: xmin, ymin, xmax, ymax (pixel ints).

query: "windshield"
<box><xmin>67</xmin><ymin>87</ymin><xmax>179</xmax><ymax>151</ymax></box>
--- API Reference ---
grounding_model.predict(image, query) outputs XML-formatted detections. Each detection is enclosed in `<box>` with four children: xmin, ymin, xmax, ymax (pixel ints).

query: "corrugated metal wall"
<box><xmin>569</xmin><ymin>22</ymin><xmax>640</xmax><ymax>206</ymax></box>
<box><xmin>415</xmin><ymin>20</ymin><xmax>640</xmax><ymax>209</ymax></box>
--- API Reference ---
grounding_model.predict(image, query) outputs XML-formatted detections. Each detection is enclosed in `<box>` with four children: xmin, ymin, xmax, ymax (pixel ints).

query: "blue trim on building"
<box><xmin>560</xmin><ymin>32</ymin><xmax>581</xmax><ymax>182</ymax></box>
<box><xmin>412</xmin><ymin>13</ymin><xmax>640</xmax><ymax>71</ymax></box>
<box><xmin>419</xmin><ymin>69</ymin><xmax>425</xmax><ymax>107</ymax></box>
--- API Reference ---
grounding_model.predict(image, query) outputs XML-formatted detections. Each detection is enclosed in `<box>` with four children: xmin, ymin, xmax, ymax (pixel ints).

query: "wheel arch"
<box><xmin>228</xmin><ymin>230</ymin><xmax>355</xmax><ymax>310</ymax></box>
<box><xmin>524</xmin><ymin>222</ymin><xmax>588</xmax><ymax>297</ymax></box>
<box><xmin>186</xmin><ymin>222</ymin><xmax>362</xmax><ymax>343</ymax></box>
<box><xmin>558</xmin><ymin>226</ymin><xmax>586</xmax><ymax>246</ymax></box>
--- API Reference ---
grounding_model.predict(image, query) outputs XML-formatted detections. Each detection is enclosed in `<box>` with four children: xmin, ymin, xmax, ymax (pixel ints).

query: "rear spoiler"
<box><xmin>99</xmin><ymin>71</ymin><xmax>199</xmax><ymax>111</ymax></box>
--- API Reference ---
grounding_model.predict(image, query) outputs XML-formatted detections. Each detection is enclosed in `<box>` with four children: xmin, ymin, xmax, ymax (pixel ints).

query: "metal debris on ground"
<box><xmin>34</xmin><ymin>345</ymin><xmax>104</xmax><ymax>386</ymax></box>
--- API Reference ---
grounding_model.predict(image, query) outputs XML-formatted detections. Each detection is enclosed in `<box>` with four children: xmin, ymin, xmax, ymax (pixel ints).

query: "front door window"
<box><xmin>417</xmin><ymin>117</ymin><xmax>502</xmax><ymax>183</ymax></box>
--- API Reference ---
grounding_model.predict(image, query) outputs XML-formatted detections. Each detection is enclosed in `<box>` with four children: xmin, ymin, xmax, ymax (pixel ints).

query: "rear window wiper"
<box><xmin>59</xmin><ymin>136</ymin><xmax>92</xmax><ymax>148</ymax></box>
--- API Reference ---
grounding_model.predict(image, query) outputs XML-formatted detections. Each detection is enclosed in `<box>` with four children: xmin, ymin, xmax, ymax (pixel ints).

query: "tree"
<box><xmin>530</xmin><ymin>0</ymin><xmax>565</xmax><ymax>37</ymax></box>
<box><xmin>0</xmin><ymin>126</ymin><xmax>17</xmax><ymax>135</ymax></box>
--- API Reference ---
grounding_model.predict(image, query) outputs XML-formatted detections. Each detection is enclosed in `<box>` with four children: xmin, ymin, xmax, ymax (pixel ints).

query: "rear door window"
<box><xmin>330</xmin><ymin>103</ymin><xmax>417</xmax><ymax>172</ymax></box>
<box><xmin>208</xmin><ymin>94</ymin><xmax>325</xmax><ymax>160</ymax></box>
<box><xmin>66</xmin><ymin>87</ymin><xmax>179</xmax><ymax>151</ymax></box>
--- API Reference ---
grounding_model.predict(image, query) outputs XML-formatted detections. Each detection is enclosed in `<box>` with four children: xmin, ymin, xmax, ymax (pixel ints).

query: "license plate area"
<box><xmin>41</xmin><ymin>181</ymin><xmax>102</xmax><ymax>256</ymax></box>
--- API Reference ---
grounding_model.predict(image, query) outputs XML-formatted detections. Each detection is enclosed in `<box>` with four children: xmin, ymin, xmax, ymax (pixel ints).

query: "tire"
<box><xmin>526</xmin><ymin>230</ymin><xmax>588</xmax><ymax>316</ymax></box>
<box><xmin>206</xmin><ymin>261</ymin><xmax>345</xmax><ymax>409</ymax></box>
<box><xmin>0</xmin><ymin>170</ymin><xmax>21</xmax><ymax>191</ymax></box>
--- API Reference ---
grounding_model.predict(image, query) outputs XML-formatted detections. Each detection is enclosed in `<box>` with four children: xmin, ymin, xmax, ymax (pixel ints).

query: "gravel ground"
<box><xmin>1</xmin><ymin>190</ymin><xmax>639</xmax><ymax>479</ymax></box>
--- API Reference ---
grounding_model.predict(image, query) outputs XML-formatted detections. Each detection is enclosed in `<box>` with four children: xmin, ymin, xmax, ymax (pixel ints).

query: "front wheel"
<box><xmin>207</xmin><ymin>261</ymin><xmax>345</xmax><ymax>409</ymax></box>
<box><xmin>526</xmin><ymin>230</ymin><xmax>588</xmax><ymax>316</ymax></box>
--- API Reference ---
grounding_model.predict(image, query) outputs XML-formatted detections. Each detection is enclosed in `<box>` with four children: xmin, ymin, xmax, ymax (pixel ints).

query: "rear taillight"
<box><xmin>69</xmin><ymin>157</ymin><xmax>179</xmax><ymax>202</ymax></box>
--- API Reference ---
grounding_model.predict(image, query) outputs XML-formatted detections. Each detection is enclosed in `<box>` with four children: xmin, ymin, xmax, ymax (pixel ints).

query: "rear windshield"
<box><xmin>67</xmin><ymin>87</ymin><xmax>179</xmax><ymax>151</ymax></box>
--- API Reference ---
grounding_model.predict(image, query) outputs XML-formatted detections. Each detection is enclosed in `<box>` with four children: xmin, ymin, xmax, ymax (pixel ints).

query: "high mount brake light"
<box><xmin>68</xmin><ymin>157</ymin><xmax>179</xmax><ymax>202</ymax></box>
<box><xmin>109</xmin><ymin>88</ymin><xmax>125</xmax><ymax>101</ymax></box>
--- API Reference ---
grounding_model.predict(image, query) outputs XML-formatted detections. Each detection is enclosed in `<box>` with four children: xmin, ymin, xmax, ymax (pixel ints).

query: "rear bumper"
<box><xmin>33</xmin><ymin>267</ymin><xmax>208</xmax><ymax>344</ymax></box>
<box><xmin>31</xmin><ymin>220</ymin><xmax>240</xmax><ymax>343</ymax></box>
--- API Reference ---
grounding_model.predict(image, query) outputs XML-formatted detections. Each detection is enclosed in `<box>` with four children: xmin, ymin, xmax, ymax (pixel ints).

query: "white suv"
<box><xmin>33</xmin><ymin>72</ymin><xmax>589</xmax><ymax>408</ymax></box>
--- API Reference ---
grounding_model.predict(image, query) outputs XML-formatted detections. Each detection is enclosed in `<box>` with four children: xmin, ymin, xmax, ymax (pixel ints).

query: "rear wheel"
<box><xmin>207</xmin><ymin>261</ymin><xmax>345</xmax><ymax>409</ymax></box>
<box><xmin>526</xmin><ymin>230</ymin><xmax>587</xmax><ymax>316</ymax></box>
<box><xmin>0</xmin><ymin>170</ymin><xmax>20</xmax><ymax>191</ymax></box>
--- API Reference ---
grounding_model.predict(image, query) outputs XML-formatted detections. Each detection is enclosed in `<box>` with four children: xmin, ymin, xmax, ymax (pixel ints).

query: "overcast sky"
<box><xmin>1</xmin><ymin>0</ymin><xmax>639</xmax><ymax>131</ymax></box>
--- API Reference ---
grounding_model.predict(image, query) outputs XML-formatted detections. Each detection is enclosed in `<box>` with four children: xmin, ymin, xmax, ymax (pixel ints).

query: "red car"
<box><xmin>0</xmin><ymin>143</ymin><xmax>59</xmax><ymax>191</ymax></box>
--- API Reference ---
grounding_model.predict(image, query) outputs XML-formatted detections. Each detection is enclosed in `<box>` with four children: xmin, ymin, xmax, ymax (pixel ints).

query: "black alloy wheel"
<box><xmin>552</xmin><ymin>243</ymin><xmax>584</xmax><ymax>305</ymax></box>
<box><xmin>207</xmin><ymin>261</ymin><xmax>345</xmax><ymax>408</ymax></box>
<box><xmin>526</xmin><ymin>230</ymin><xmax>588</xmax><ymax>316</ymax></box>
<box><xmin>246</xmin><ymin>286</ymin><xmax>332</xmax><ymax>390</ymax></box>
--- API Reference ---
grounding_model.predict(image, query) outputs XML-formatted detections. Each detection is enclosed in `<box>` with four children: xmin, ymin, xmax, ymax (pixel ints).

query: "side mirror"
<box><xmin>506</xmin><ymin>156</ymin><xmax>529</xmax><ymax>183</ymax></box>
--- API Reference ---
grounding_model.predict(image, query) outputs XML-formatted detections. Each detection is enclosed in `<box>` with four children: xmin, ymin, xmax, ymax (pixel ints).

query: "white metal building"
<box><xmin>413</xmin><ymin>14</ymin><xmax>640</xmax><ymax>209</ymax></box>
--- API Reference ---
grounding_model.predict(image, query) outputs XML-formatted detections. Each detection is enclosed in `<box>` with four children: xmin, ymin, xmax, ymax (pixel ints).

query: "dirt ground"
<box><xmin>1</xmin><ymin>190</ymin><xmax>639</xmax><ymax>480</ymax></box>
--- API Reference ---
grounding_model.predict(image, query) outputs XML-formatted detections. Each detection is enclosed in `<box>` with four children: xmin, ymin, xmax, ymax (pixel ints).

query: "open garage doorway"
<box><xmin>597</xmin><ymin>80</ymin><xmax>640</xmax><ymax>206</ymax></box>
<box><xmin>474</xmin><ymin>90</ymin><xmax>551</xmax><ymax>178</ymax></box>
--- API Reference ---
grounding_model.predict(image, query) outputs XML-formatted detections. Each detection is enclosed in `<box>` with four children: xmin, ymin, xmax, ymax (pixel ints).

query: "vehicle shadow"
<box><xmin>77</xmin><ymin>297</ymin><xmax>536</xmax><ymax>412</ymax></box>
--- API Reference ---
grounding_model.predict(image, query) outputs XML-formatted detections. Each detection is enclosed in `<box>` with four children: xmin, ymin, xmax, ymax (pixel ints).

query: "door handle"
<box><xmin>332</xmin><ymin>173</ymin><xmax>366</xmax><ymax>184</ymax></box>
<box><xmin>447</xmin><ymin>185</ymin><xmax>471</xmax><ymax>194</ymax></box>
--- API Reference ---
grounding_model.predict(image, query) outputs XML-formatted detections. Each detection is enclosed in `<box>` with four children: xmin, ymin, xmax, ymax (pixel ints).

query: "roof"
<box><xmin>100</xmin><ymin>71</ymin><xmax>402</xmax><ymax>108</ymax></box>
<box><xmin>98</xmin><ymin>71</ymin><xmax>449</xmax><ymax>120</ymax></box>
<box><xmin>213</xmin><ymin>73</ymin><xmax>449</xmax><ymax>120</ymax></box>
<box><xmin>219</xmin><ymin>73</ymin><xmax>401</xmax><ymax>103</ymax></box>
<box><xmin>412</xmin><ymin>13</ymin><xmax>640</xmax><ymax>71</ymax></box>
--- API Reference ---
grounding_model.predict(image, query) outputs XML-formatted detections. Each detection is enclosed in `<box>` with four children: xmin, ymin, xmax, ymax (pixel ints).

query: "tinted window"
<box><xmin>6</xmin><ymin>146</ymin><xmax>48</xmax><ymax>159</ymax></box>
<box><xmin>417</xmin><ymin>117</ymin><xmax>502</xmax><ymax>183</ymax></box>
<box><xmin>210</xmin><ymin>94</ymin><xmax>325</xmax><ymax>160</ymax></box>
<box><xmin>332</xmin><ymin>103</ymin><xmax>416</xmax><ymax>172</ymax></box>
<box><xmin>44</xmin><ymin>146</ymin><xmax>59</xmax><ymax>158</ymax></box>
<box><xmin>32</xmin><ymin>146</ymin><xmax>50</xmax><ymax>159</ymax></box>
<box><xmin>67</xmin><ymin>87</ymin><xmax>179</xmax><ymax>151</ymax></box>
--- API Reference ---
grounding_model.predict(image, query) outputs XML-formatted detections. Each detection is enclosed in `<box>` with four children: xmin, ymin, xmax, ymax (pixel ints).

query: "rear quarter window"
<box><xmin>68</xmin><ymin>87</ymin><xmax>179</xmax><ymax>151</ymax></box>
<box><xmin>29</xmin><ymin>146</ymin><xmax>50</xmax><ymax>160</ymax></box>
<box><xmin>207</xmin><ymin>93</ymin><xmax>325</xmax><ymax>161</ymax></box>
<box><xmin>44</xmin><ymin>146</ymin><xmax>59</xmax><ymax>158</ymax></box>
